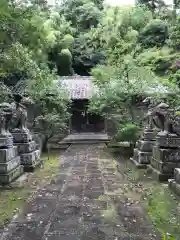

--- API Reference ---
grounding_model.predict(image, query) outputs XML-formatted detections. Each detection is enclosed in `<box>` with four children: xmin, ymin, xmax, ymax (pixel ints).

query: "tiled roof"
<box><xmin>56</xmin><ymin>76</ymin><xmax>98</xmax><ymax>99</ymax></box>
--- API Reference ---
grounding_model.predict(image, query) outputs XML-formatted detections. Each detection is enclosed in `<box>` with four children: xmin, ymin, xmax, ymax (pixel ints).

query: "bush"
<box><xmin>138</xmin><ymin>19</ymin><xmax>168</xmax><ymax>48</ymax></box>
<box><xmin>115</xmin><ymin>123</ymin><xmax>140</xmax><ymax>144</ymax></box>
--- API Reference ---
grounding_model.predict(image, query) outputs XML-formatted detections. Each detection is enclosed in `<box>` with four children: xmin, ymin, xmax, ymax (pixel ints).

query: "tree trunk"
<box><xmin>42</xmin><ymin>136</ymin><xmax>49</xmax><ymax>152</ymax></box>
<box><xmin>173</xmin><ymin>0</ymin><xmax>177</xmax><ymax>20</ymax></box>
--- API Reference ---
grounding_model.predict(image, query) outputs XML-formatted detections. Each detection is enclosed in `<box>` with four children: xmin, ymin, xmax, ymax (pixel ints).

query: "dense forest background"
<box><xmin>1</xmin><ymin>0</ymin><xmax>180</xmax><ymax>143</ymax></box>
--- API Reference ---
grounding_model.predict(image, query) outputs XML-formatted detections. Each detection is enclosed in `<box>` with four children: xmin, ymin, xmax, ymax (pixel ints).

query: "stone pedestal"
<box><xmin>0</xmin><ymin>136</ymin><xmax>13</xmax><ymax>148</ymax></box>
<box><xmin>149</xmin><ymin>133</ymin><xmax>180</xmax><ymax>182</ymax></box>
<box><xmin>11</xmin><ymin>130</ymin><xmax>41</xmax><ymax>171</ymax></box>
<box><xmin>130</xmin><ymin>128</ymin><xmax>157</xmax><ymax>168</ymax></box>
<box><xmin>0</xmin><ymin>141</ymin><xmax>23</xmax><ymax>185</ymax></box>
<box><xmin>168</xmin><ymin>168</ymin><xmax>180</xmax><ymax>196</ymax></box>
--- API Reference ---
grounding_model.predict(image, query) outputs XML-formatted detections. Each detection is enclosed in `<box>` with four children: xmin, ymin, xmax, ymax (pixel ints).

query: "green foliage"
<box><xmin>89</xmin><ymin>62</ymin><xmax>164</xmax><ymax>142</ymax></box>
<box><xmin>138</xmin><ymin>19</ymin><xmax>168</xmax><ymax>48</ymax></box>
<box><xmin>137</xmin><ymin>0</ymin><xmax>166</xmax><ymax>12</ymax></box>
<box><xmin>0</xmin><ymin>83</ymin><xmax>11</xmax><ymax>103</ymax></box>
<box><xmin>34</xmin><ymin>88</ymin><xmax>70</xmax><ymax>150</ymax></box>
<box><xmin>115</xmin><ymin>123</ymin><xmax>140</xmax><ymax>143</ymax></box>
<box><xmin>168</xmin><ymin>16</ymin><xmax>180</xmax><ymax>50</ymax></box>
<box><xmin>148</xmin><ymin>186</ymin><xmax>180</xmax><ymax>239</ymax></box>
<box><xmin>60</xmin><ymin>0</ymin><xmax>101</xmax><ymax>31</ymax></box>
<box><xmin>1</xmin><ymin>0</ymin><xmax>180</xmax><ymax>146</ymax></box>
<box><xmin>56</xmin><ymin>48</ymin><xmax>73</xmax><ymax>76</ymax></box>
<box><xmin>136</xmin><ymin>47</ymin><xmax>177</xmax><ymax>75</ymax></box>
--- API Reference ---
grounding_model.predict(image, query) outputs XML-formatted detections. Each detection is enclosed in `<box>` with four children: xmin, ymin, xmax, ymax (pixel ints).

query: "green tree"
<box><xmin>136</xmin><ymin>0</ymin><xmax>166</xmax><ymax>12</ymax></box>
<box><xmin>34</xmin><ymin>89</ymin><xmax>70</xmax><ymax>151</ymax></box>
<box><xmin>138</xmin><ymin>19</ymin><xmax>168</xmax><ymax>48</ymax></box>
<box><xmin>60</xmin><ymin>0</ymin><xmax>101</xmax><ymax>31</ymax></box>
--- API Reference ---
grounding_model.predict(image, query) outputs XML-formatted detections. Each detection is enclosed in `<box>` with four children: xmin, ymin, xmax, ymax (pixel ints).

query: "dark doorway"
<box><xmin>70</xmin><ymin>99</ymin><xmax>105</xmax><ymax>133</ymax></box>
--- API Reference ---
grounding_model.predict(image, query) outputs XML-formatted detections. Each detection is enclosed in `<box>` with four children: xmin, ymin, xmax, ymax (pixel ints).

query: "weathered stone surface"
<box><xmin>168</xmin><ymin>179</ymin><xmax>180</xmax><ymax>196</ymax></box>
<box><xmin>156</xmin><ymin>135</ymin><xmax>180</xmax><ymax>148</ymax></box>
<box><xmin>152</xmin><ymin>146</ymin><xmax>180</xmax><ymax>162</ymax></box>
<box><xmin>133</xmin><ymin>148</ymin><xmax>151</xmax><ymax>164</ymax></box>
<box><xmin>151</xmin><ymin>157</ymin><xmax>180</xmax><ymax>174</ymax></box>
<box><xmin>136</xmin><ymin>140</ymin><xmax>153</xmax><ymax>152</ymax></box>
<box><xmin>0</xmin><ymin>146</ymin><xmax>17</xmax><ymax>163</ymax></box>
<box><xmin>148</xmin><ymin>165</ymin><xmax>172</xmax><ymax>182</ymax></box>
<box><xmin>141</xmin><ymin>129</ymin><xmax>156</xmax><ymax>140</ymax></box>
<box><xmin>130</xmin><ymin>157</ymin><xmax>148</xmax><ymax>169</ymax></box>
<box><xmin>11</xmin><ymin>132</ymin><xmax>32</xmax><ymax>143</ymax></box>
<box><xmin>0</xmin><ymin>136</ymin><xmax>13</xmax><ymax>148</ymax></box>
<box><xmin>15</xmin><ymin>141</ymin><xmax>36</xmax><ymax>154</ymax></box>
<box><xmin>174</xmin><ymin>168</ymin><xmax>180</xmax><ymax>184</ymax></box>
<box><xmin>0</xmin><ymin>144</ymin><xmax>160</xmax><ymax>240</ymax></box>
<box><xmin>20</xmin><ymin>150</ymin><xmax>40</xmax><ymax>165</ymax></box>
<box><xmin>0</xmin><ymin>165</ymin><xmax>23</xmax><ymax>184</ymax></box>
<box><xmin>23</xmin><ymin>158</ymin><xmax>42</xmax><ymax>172</ymax></box>
<box><xmin>0</xmin><ymin>156</ymin><xmax>20</xmax><ymax>173</ymax></box>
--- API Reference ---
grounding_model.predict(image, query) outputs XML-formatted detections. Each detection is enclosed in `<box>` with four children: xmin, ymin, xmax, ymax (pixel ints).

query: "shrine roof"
<box><xmin>55</xmin><ymin>75</ymin><xmax>98</xmax><ymax>99</ymax></box>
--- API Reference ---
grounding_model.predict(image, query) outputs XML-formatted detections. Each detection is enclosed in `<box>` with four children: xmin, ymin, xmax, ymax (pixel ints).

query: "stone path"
<box><xmin>0</xmin><ymin>144</ymin><xmax>160</xmax><ymax>240</ymax></box>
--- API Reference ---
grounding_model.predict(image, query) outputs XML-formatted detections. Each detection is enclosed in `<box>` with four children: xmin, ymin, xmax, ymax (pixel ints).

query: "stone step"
<box><xmin>48</xmin><ymin>143</ymin><xmax>70</xmax><ymax>150</ymax></box>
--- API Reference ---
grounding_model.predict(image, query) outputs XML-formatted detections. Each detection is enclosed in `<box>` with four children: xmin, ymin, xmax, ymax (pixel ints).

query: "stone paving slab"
<box><xmin>0</xmin><ymin>143</ymin><xmax>160</xmax><ymax>240</ymax></box>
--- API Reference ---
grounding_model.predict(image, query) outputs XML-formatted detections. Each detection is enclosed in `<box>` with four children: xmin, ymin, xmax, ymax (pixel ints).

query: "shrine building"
<box><xmin>56</xmin><ymin>76</ymin><xmax>107</xmax><ymax>134</ymax></box>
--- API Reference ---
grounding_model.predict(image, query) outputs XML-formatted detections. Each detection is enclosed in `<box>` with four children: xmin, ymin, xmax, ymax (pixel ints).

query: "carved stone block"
<box><xmin>11</xmin><ymin>132</ymin><xmax>32</xmax><ymax>143</ymax></box>
<box><xmin>0</xmin><ymin>165</ymin><xmax>23</xmax><ymax>184</ymax></box>
<box><xmin>136</xmin><ymin>140</ymin><xmax>153</xmax><ymax>152</ymax></box>
<box><xmin>0</xmin><ymin>136</ymin><xmax>13</xmax><ymax>148</ymax></box>
<box><xmin>168</xmin><ymin>179</ymin><xmax>180</xmax><ymax>196</ymax></box>
<box><xmin>156</xmin><ymin>135</ymin><xmax>180</xmax><ymax>148</ymax></box>
<box><xmin>133</xmin><ymin>148</ymin><xmax>151</xmax><ymax>164</ymax></box>
<box><xmin>141</xmin><ymin>129</ymin><xmax>157</xmax><ymax>141</ymax></box>
<box><xmin>0</xmin><ymin>146</ymin><xmax>18</xmax><ymax>163</ymax></box>
<box><xmin>148</xmin><ymin>165</ymin><xmax>172</xmax><ymax>182</ymax></box>
<box><xmin>152</xmin><ymin>146</ymin><xmax>180</xmax><ymax>162</ymax></box>
<box><xmin>174</xmin><ymin>168</ymin><xmax>180</xmax><ymax>184</ymax></box>
<box><xmin>151</xmin><ymin>157</ymin><xmax>180</xmax><ymax>174</ymax></box>
<box><xmin>20</xmin><ymin>150</ymin><xmax>40</xmax><ymax>165</ymax></box>
<box><xmin>0</xmin><ymin>156</ymin><xmax>20</xmax><ymax>173</ymax></box>
<box><xmin>14</xmin><ymin>141</ymin><xmax>36</xmax><ymax>154</ymax></box>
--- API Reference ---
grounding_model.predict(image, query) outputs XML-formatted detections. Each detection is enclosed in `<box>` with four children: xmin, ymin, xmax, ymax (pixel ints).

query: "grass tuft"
<box><xmin>0</xmin><ymin>152</ymin><xmax>60</xmax><ymax>227</ymax></box>
<box><xmin>116</xmin><ymin>156</ymin><xmax>180</xmax><ymax>239</ymax></box>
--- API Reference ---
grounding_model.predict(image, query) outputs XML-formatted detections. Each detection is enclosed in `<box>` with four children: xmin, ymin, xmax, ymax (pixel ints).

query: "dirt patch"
<box><xmin>0</xmin><ymin>151</ymin><xmax>60</xmax><ymax>230</ymax></box>
<box><xmin>115</xmin><ymin>153</ymin><xmax>180</xmax><ymax>240</ymax></box>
